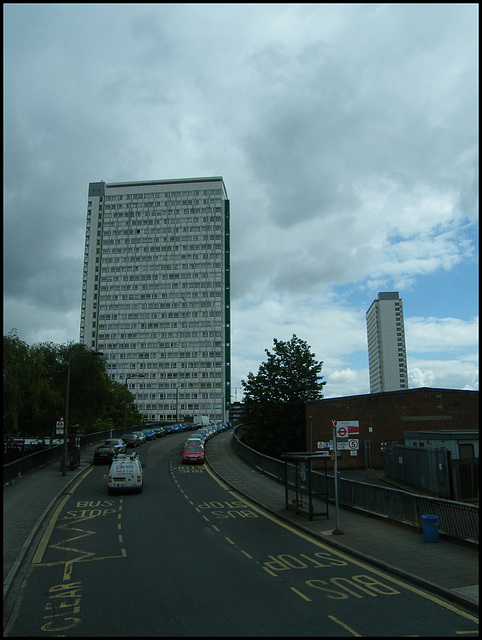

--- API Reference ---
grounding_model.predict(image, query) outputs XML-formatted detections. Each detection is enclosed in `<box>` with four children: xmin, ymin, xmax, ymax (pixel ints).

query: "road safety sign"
<box><xmin>337</xmin><ymin>439</ymin><xmax>359</xmax><ymax>451</ymax></box>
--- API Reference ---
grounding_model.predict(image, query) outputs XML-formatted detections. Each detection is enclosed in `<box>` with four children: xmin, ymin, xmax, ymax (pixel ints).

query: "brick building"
<box><xmin>305</xmin><ymin>388</ymin><xmax>479</xmax><ymax>470</ymax></box>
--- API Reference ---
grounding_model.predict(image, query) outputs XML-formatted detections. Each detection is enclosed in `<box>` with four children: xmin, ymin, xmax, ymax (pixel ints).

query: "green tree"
<box><xmin>4</xmin><ymin>331</ymin><xmax>145</xmax><ymax>440</ymax></box>
<box><xmin>3</xmin><ymin>331</ymin><xmax>33</xmax><ymax>436</ymax></box>
<box><xmin>28</xmin><ymin>342</ymin><xmax>67</xmax><ymax>437</ymax></box>
<box><xmin>3</xmin><ymin>330</ymin><xmax>146</xmax><ymax>437</ymax></box>
<box><xmin>57</xmin><ymin>343</ymin><xmax>108</xmax><ymax>434</ymax></box>
<box><xmin>241</xmin><ymin>334</ymin><xmax>326</xmax><ymax>458</ymax></box>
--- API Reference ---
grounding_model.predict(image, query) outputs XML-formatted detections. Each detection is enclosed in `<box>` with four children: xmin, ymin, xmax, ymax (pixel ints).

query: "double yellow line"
<box><xmin>32</xmin><ymin>468</ymin><xmax>94</xmax><ymax>565</ymax></box>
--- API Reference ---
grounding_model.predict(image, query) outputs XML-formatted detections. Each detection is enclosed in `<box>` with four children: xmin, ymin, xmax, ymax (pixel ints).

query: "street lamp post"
<box><xmin>124</xmin><ymin>374</ymin><xmax>145</xmax><ymax>431</ymax></box>
<box><xmin>63</xmin><ymin>350</ymin><xmax>103</xmax><ymax>476</ymax></box>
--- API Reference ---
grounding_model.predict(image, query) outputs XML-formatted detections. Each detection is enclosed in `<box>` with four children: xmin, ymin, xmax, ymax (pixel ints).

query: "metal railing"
<box><xmin>3</xmin><ymin>445</ymin><xmax>64</xmax><ymax>485</ymax></box>
<box><xmin>233</xmin><ymin>426</ymin><xmax>479</xmax><ymax>544</ymax></box>
<box><xmin>3</xmin><ymin>427</ymin><xmax>126</xmax><ymax>485</ymax></box>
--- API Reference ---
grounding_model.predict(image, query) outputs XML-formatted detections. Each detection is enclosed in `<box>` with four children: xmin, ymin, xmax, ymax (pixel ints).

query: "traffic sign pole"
<box><xmin>332</xmin><ymin>425</ymin><xmax>344</xmax><ymax>535</ymax></box>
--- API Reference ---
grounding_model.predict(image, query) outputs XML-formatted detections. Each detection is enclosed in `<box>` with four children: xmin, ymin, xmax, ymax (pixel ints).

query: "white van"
<box><xmin>108</xmin><ymin>453</ymin><xmax>144</xmax><ymax>493</ymax></box>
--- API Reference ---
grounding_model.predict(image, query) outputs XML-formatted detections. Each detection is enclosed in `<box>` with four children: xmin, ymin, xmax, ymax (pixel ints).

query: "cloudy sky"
<box><xmin>4</xmin><ymin>3</ymin><xmax>478</xmax><ymax>400</ymax></box>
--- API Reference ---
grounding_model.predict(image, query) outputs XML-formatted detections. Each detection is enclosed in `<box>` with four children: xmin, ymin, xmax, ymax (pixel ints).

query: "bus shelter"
<box><xmin>280</xmin><ymin>452</ymin><xmax>329</xmax><ymax>521</ymax></box>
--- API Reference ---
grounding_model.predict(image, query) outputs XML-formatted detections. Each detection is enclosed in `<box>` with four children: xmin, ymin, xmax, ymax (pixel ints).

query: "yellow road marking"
<box><xmin>205</xmin><ymin>464</ymin><xmax>479</xmax><ymax>624</ymax></box>
<box><xmin>204</xmin><ymin>464</ymin><xmax>230</xmax><ymax>489</ymax></box>
<box><xmin>290</xmin><ymin>587</ymin><xmax>312</xmax><ymax>602</ymax></box>
<box><xmin>328</xmin><ymin>615</ymin><xmax>362</xmax><ymax>637</ymax></box>
<box><xmin>32</xmin><ymin>468</ymin><xmax>94</xmax><ymax>564</ymax></box>
<box><xmin>62</xmin><ymin>562</ymin><xmax>73</xmax><ymax>582</ymax></box>
<box><xmin>35</xmin><ymin>551</ymin><xmax>127</xmax><ymax>569</ymax></box>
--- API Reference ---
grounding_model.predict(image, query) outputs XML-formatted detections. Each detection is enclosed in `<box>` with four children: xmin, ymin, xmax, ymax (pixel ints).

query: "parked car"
<box><xmin>121</xmin><ymin>433</ymin><xmax>140</xmax><ymax>448</ymax></box>
<box><xmin>185</xmin><ymin>436</ymin><xmax>204</xmax><ymax>448</ymax></box>
<box><xmin>141</xmin><ymin>428</ymin><xmax>156</xmax><ymax>441</ymax></box>
<box><xmin>162</xmin><ymin>425</ymin><xmax>175</xmax><ymax>435</ymax></box>
<box><xmin>104</xmin><ymin>438</ymin><xmax>126</xmax><ymax>454</ymax></box>
<box><xmin>108</xmin><ymin>452</ymin><xmax>144</xmax><ymax>493</ymax></box>
<box><xmin>152</xmin><ymin>427</ymin><xmax>165</xmax><ymax>438</ymax></box>
<box><xmin>182</xmin><ymin>444</ymin><xmax>205</xmax><ymax>464</ymax></box>
<box><xmin>93</xmin><ymin>445</ymin><xmax>116</xmax><ymax>465</ymax></box>
<box><xmin>197</xmin><ymin>428</ymin><xmax>211</xmax><ymax>441</ymax></box>
<box><xmin>132</xmin><ymin>431</ymin><xmax>146</xmax><ymax>444</ymax></box>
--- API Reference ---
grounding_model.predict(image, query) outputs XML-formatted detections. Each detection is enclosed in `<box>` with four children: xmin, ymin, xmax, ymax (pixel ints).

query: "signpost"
<box><xmin>332</xmin><ymin>422</ymin><xmax>344</xmax><ymax>535</ymax></box>
<box><xmin>330</xmin><ymin>420</ymin><xmax>360</xmax><ymax>535</ymax></box>
<box><xmin>320</xmin><ymin>419</ymin><xmax>362</xmax><ymax>533</ymax></box>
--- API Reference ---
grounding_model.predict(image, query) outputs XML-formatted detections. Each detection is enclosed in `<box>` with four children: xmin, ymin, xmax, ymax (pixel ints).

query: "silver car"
<box><xmin>104</xmin><ymin>438</ymin><xmax>126</xmax><ymax>454</ymax></box>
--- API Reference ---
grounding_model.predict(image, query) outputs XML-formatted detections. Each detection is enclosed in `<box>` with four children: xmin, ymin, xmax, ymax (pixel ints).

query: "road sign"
<box><xmin>317</xmin><ymin>441</ymin><xmax>330</xmax><ymax>449</ymax></box>
<box><xmin>337</xmin><ymin>440</ymin><xmax>359</xmax><ymax>451</ymax></box>
<box><xmin>336</xmin><ymin>425</ymin><xmax>348</xmax><ymax>438</ymax></box>
<box><xmin>56</xmin><ymin>421</ymin><xmax>64</xmax><ymax>435</ymax></box>
<box><xmin>336</xmin><ymin>421</ymin><xmax>359</xmax><ymax>438</ymax></box>
<box><xmin>330</xmin><ymin>419</ymin><xmax>337</xmax><ymax>427</ymax></box>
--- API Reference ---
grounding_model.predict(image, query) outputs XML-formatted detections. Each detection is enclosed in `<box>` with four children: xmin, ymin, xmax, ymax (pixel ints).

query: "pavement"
<box><xmin>3</xmin><ymin>431</ymin><xmax>479</xmax><ymax>615</ymax></box>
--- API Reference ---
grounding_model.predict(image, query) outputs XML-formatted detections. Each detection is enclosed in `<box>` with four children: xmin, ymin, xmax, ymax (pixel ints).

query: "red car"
<box><xmin>181</xmin><ymin>444</ymin><xmax>205</xmax><ymax>464</ymax></box>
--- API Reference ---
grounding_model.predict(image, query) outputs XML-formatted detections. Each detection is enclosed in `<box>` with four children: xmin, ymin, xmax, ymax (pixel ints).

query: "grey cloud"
<box><xmin>4</xmin><ymin>4</ymin><xmax>477</xmax><ymax>395</ymax></box>
<box><xmin>239</xmin><ymin>7</ymin><xmax>477</xmax><ymax>236</ymax></box>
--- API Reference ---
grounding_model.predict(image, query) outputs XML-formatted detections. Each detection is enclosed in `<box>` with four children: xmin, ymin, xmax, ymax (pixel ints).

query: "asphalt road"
<box><xmin>4</xmin><ymin>434</ymin><xmax>479</xmax><ymax>636</ymax></box>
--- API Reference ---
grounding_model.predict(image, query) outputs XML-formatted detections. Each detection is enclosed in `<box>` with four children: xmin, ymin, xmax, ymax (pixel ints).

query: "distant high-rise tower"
<box><xmin>366</xmin><ymin>292</ymin><xmax>408</xmax><ymax>393</ymax></box>
<box><xmin>80</xmin><ymin>177</ymin><xmax>230</xmax><ymax>422</ymax></box>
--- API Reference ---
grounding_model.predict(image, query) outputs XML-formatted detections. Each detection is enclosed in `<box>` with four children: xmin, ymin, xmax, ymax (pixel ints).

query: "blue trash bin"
<box><xmin>421</xmin><ymin>515</ymin><xmax>439</xmax><ymax>542</ymax></box>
